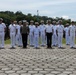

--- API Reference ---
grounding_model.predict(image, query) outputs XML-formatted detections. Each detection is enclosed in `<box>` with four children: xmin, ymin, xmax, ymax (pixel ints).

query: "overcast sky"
<box><xmin>0</xmin><ymin>0</ymin><xmax>76</xmax><ymax>21</ymax></box>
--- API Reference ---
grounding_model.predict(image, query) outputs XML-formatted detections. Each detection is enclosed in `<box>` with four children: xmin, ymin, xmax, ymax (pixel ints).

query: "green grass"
<box><xmin>5</xmin><ymin>39</ymin><xmax>10</xmax><ymax>44</ymax></box>
<box><xmin>4</xmin><ymin>38</ymin><xmax>76</xmax><ymax>44</ymax></box>
<box><xmin>62</xmin><ymin>38</ymin><xmax>66</xmax><ymax>44</ymax></box>
<box><xmin>5</xmin><ymin>38</ymin><xmax>66</xmax><ymax>44</ymax></box>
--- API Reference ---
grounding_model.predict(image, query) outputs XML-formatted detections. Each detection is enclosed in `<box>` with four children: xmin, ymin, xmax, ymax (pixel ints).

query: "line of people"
<box><xmin>0</xmin><ymin>18</ymin><xmax>76</xmax><ymax>49</ymax></box>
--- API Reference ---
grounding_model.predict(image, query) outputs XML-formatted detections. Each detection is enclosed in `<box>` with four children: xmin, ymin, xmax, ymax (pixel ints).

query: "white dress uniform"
<box><xmin>45</xmin><ymin>24</ymin><xmax>47</xmax><ymax>45</ymax></box>
<box><xmin>64</xmin><ymin>27</ymin><xmax>70</xmax><ymax>45</ymax></box>
<box><xmin>15</xmin><ymin>24</ymin><xmax>19</xmax><ymax>45</ymax></box>
<box><xmin>9</xmin><ymin>24</ymin><xmax>16</xmax><ymax>47</ymax></box>
<box><xmin>69</xmin><ymin>25</ymin><xmax>76</xmax><ymax>48</ymax></box>
<box><xmin>45</xmin><ymin>24</ymin><xmax>53</xmax><ymax>48</ymax></box>
<box><xmin>52</xmin><ymin>25</ymin><xmax>57</xmax><ymax>46</ymax></box>
<box><xmin>29</xmin><ymin>25</ymin><xmax>35</xmax><ymax>46</ymax></box>
<box><xmin>0</xmin><ymin>23</ymin><xmax>6</xmax><ymax>48</ymax></box>
<box><xmin>2</xmin><ymin>23</ymin><xmax>6</xmax><ymax>48</ymax></box>
<box><xmin>39</xmin><ymin>24</ymin><xmax>46</xmax><ymax>46</ymax></box>
<box><xmin>33</xmin><ymin>26</ymin><xmax>40</xmax><ymax>48</ymax></box>
<box><xmin>16</xmin><ymin>25</ymin><xmax>23</xmax><ymax>46</ymax></box>
<box><xmin>57</xmin><ymin>25</ymin><xmax>64</xmax><ymax>47</ymax></box>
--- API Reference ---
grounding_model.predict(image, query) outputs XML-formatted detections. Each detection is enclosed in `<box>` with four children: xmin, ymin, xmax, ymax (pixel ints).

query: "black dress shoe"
<box><xmin>46</xmin><ymin>47</ymin><xmax>49</xmax><ymax>49</ymax></box>
<box><xmin>49</xmin><ymin>47</ymin><xmax>52</xmax><ymax>49</ymax></box>
<box><xmin>10</xmin><ymin>47</ymin><xmax>15</xmax><ymax>49</ymax></box>
<box><xmin>70</xmin><ymin>47</ymin><xmax>73</xmax><ymax>49</ymax></box>
<box><xmin>12</xmin><ymin>47</ymin><xmax>16</xmax><ymax>49</ymax></box>
<box><xmin>1</xmin><ymin>47</ymin><xmax>5</xmax><ymax>49</ymax></box>
<box><xmin>70</xmin><ymin>47</ymin><xmax>76</xmax><ymax>49</ymax></box>
<box><xmin>23</xmin><ymin>47</ymin><xmax>27</xmax><ymax>49</ymax></box>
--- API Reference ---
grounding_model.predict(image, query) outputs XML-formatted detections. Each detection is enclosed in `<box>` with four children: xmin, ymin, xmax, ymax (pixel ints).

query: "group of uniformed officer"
<box><xmin>0</xmin><ymin>17</ymin><xmax>76</xmax><ymax>49</ymax></box>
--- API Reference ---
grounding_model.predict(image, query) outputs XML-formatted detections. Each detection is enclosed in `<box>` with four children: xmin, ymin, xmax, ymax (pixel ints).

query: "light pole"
<box><xmin>37</xmin><ymin>10</ymin><xmax>39</xmax><ymax>22</ymax></box>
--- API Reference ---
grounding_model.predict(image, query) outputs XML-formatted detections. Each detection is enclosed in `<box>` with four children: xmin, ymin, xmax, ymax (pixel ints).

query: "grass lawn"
<box><xmin>5</xmin><ymin>39</ymin><xmax>11</xmax><ymax>44</ymax></box>
<box><xmin>5</xmin><ymin>38</ymin><xmax>76</xmax><ymax>44</ymax></box>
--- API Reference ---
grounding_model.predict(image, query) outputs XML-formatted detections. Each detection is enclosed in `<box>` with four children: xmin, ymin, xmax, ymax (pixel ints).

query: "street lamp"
<box><xmin>37</xmin><ymin>10</ymin><xmax>39</xmax><ymax>22</ymax></box>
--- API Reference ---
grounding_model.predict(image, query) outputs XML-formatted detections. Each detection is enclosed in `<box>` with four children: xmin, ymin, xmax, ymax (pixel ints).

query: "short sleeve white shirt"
<box><xmin>39</xmin><ymin>24</ymin><xmax>46</xmax><ymax>34</ymax></box>
<box><xmin>69</xmin><ymin>25</ymin><xmax>76</xmax><ymax>33</ymax></box>
<box><xmin>33</xmin><ymin>26</ymin><xmax>40</xmax><ymax>35</ymax></box>
<box><xmin>29</xmin><ymin>25</ymin><xmax>35</xmax><ymax>34</ymax></box>
<box><xmin>16</xmin><ymin>25</ymin><xmax>21</xmax><ymax>34</ymax></box>
<box><xmin>57</xmin><ymin>25</ymin><xmax>64</xmax><ymax>33</ymax></box>
<box><xmin>9</xmin><ymin>24</ymin><xmax>16</xmax><ymax>33</ymax></box>
<box><xmin>46</xmin><ymin>24</ymin><xmax>53</xmax><ymax>33</ymax></box>
<box><xmin>0</xmin><ymin>24</ymin><xmax>5</xmax><ymax>32</ymax></box>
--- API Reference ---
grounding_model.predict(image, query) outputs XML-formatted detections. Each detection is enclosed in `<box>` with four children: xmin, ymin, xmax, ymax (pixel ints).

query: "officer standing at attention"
<box><xmin>16</xmin><ymin>21</ymin><xmax>23</xmax><ymax>47</ymax></box>
<box><xmin>0</xmin><ymin>18</ymin><xmax>6</xmax><ymax>49</ymax></box>
<box><xmin>69</xmin><ymin>21</ymin><xmax>76</xmax><ymax>48</ymax></box>
<box><xmin>57</xmin><ymin>20</ymin><xmax>64</xmax><ymax>48</ymax></box>
<box><xmin>64</xmin><ymin>23</ymin><xmax>70</xmax><ymax>45</ymax></box>
<box><xmin>45</xmin><ymin>20</ymin><xmax>53</xmax><ymax>48</ymax></box>
<box><xmin>39</xmin><ymin>20</ymin><xmax>46</xmax><ymax>46</ymax></box>
<box><xmin>33</xmin><ymin>22</ymin><xmax>40</xmax><ymax>49</ymax></box>
<box><xmin>52</xmin><ymin>21</ymin><xmax>57</xmax><ymax>46</ymax></box>
<box><xmin>14</xmin><ymin>21</ymin><xmax>19</xmax><ymax>45</ymax></box>
<box><xmin>20</xmin><ymin>20</ymin><xmax>29</xmax><ymax>48</ymax></box>
<box><xmin>29</xmin><ymin>20</ymin><xmax>35</xmax><ymax>47</ymax></box>
<box><xmin>9</xmin><ymin>21</ymin><xmax>16</xmax><ymax>49</ymax></box>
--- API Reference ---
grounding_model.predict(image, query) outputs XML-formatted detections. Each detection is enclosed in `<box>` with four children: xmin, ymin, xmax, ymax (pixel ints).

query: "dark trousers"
<box><xmin>22</xmin><ymin>33</ymin><xmax>28</xmax><ymax>48</ymax></box>
<box><xmin>46</xmin><ymin>33</ymin><xmax>52</xmax><ymax>48</ymax></box>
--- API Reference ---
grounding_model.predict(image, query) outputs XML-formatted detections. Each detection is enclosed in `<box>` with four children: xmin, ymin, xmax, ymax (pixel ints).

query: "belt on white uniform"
<box><xmin>58</xmin><ymin>32</ymin><xmax>63</xmax><ymax>33</ymax></box>
<box><xmin>35</xmin><ymin>34</ymin><xmax>39</xmax><ymax>35</ymax></box>
<box><xmin>11</xmin><ymin>32</ymin><xmax>15</xmax><ymax>33</ymax></box>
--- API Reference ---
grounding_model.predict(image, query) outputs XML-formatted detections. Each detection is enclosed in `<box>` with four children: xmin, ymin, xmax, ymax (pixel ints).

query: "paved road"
<box><xmin>0</xmin><ymin>45</ymin><xmax>76</xmax><ymax>75</ymax></box>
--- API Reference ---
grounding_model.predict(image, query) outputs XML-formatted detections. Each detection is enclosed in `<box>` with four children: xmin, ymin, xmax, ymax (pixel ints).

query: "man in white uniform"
<box><xmin>57</xmin><ymin>20</ymin><xmax>64</xmax><ymax>48</ymax></box>
<box><xmin>29</xmin><ymin>20</ymin><xmax>35</xmax><ymax>46</ymax></box>
<box><xmin>14</xmin><ymin>21</ymin><xmax>19</xmax><ymax>45</ymax></box>
<box><xmin>52</xmin><ymin>21</ymin><xmax>57</xmax><ymax>46</ymax></box>
<box><xmin>16</xmin><ymin>21</ymin><xmax>23</xmax><ymax>47</ymax></box>
<box><xmin>0</xmin><ymin>18</ymin><xmax>6</xmax><ymax>49</ymax></box>
<box><xmin>45</xmin><ymin>20</ymin><xmax>53</xmax><ymax>48</ymax></box>
<box><xmin>39</xmin><ymin>20</ymin><xmax>46</xmax><ymax>46</ymax></box>
<box><xmin>55</xmin><ymin>22</ymin><xmax>59</xmax><ymax>45</ymax></box>
<box><xmin>9</xmin><ymin>21</ymin><xmax>16</xmax><ymax>49</ymax></box>
<box><xmin>64</xmin><ymin>23</ymin><xmax>70</xmax><ymax>45</ymax></box>
<box><xmin>33</xmin><ymin>22</ymin><xmax>40</xmax><ymax>49</ymax></box>
<box><xmin>69</xmin><ymin>21</ymin><xmax>76</xmax><ymax>48</ymax></box>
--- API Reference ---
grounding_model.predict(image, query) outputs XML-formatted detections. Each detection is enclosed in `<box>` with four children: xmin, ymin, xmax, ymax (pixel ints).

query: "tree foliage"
<box><xmin>0</xmin><ymin>11</ymin><xmax>74</xmax><ymax>25</ymax></box>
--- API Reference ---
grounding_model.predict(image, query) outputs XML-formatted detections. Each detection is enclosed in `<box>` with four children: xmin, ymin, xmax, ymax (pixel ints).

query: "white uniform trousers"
<box><xmin>0</xmin><ymin>32</ymin><xmax>4</xmax><ymax>48</ymax></box>
<box><xmin>56</xmin><ymin>35</ymin><xmax>58</xmax><ymax>45</ymax></box>
<box><xmin>10</xmin><ymin>33</ymin><xmax>15</xmax><ymax>47</ymax></box>
<box><xmin>70</xmin><ymin>33</ymin><xmax>75</xmax><ymax>47</ymax></box>
<box><xmin>58</xmin><ymin>33</ymin><xmax>63</xmax><ymax>47</ymax></box>
<box><xmin>16</xmin><ymin>34</ymin><xmax>19</xmax><ymax>45</ymax></box>
<box><xmin>34</xmin><ymin>34</ymin><xmax>39</xmax><ymax>48</ymax></box>
<box><xmin>17</xmin><ymin>34</ymin><xmax>23</xmax><ymax>46</ymax></box>
<box><xmin>29</xmin><ymin>33</ymin><xmax>34</xmax><ymax>46</ymax></box>
<box><xmin>52</xmin><ymin>34</ymin><xmax>57</xmax><ymax>46</ymax></box>
<box><xmin>40</xmin><ymin>33</ymin><xmax>46</xmax><ymax>46</ymax></box>
<box><xmin>65</xmin><ymin>34</ymin><xmax>70</xmax><ymax>45</ymax></box>
<box><xmin>2</xmin><ymin>32</ymin><xmax>5</xmax><ymax>48</ymax></box>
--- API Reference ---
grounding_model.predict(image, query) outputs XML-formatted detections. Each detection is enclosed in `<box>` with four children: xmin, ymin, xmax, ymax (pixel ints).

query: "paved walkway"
<box><xmin>0</xmin><ymin>45</ymin><xmax>76</xmax><ymax>75</ymax></box>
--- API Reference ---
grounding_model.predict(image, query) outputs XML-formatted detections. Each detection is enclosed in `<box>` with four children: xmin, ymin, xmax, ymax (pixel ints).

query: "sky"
<box><xmin>0</xmin><ymin>0</ymin><xmax>76</xmax><ymax>21</ymax></box>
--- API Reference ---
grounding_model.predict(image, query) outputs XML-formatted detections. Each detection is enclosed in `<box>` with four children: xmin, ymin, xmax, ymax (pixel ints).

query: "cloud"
<box><xmin>62</xmin><ymin>16</ymin><xmax>69</xmax><ymax>20</ymax></box>
<box><xmin>0</xmin><ymin>0</ymin><xmax>76</xmax><ymax>21</ymax></box>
